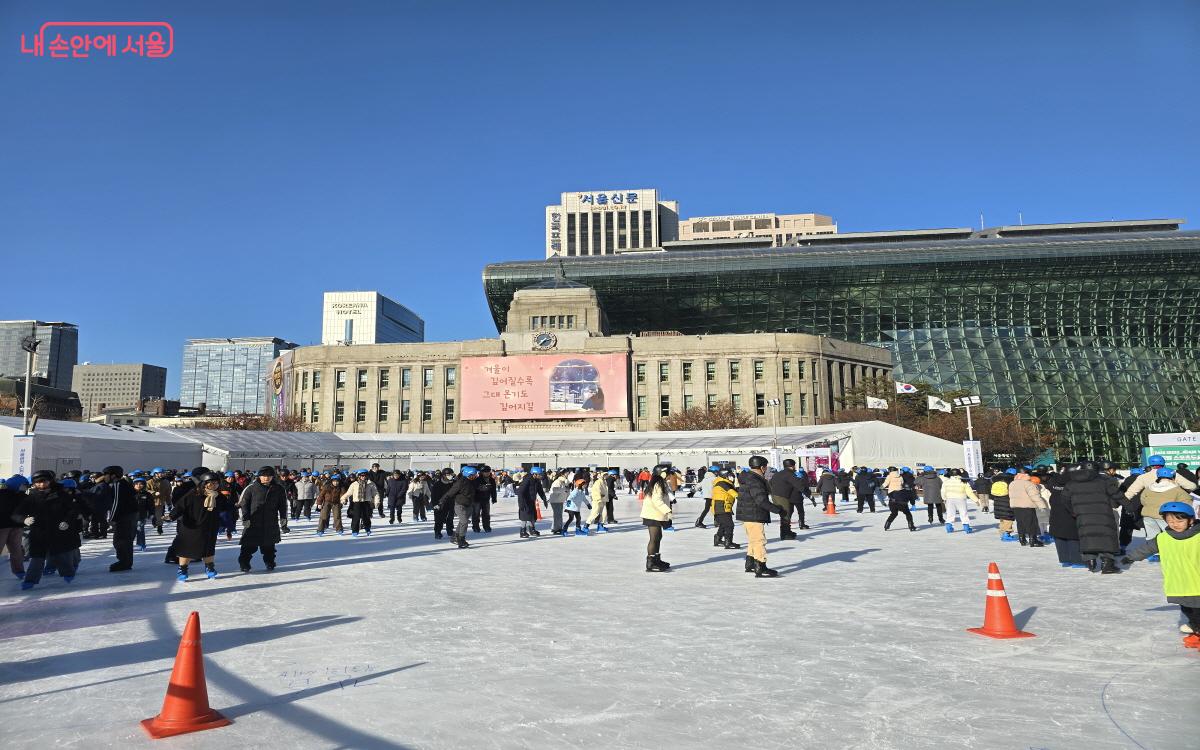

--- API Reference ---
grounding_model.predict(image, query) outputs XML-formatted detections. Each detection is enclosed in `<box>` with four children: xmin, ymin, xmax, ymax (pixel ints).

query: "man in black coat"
<box><xmin>431</xmin><ymin>469</ymin><xmax>456</xmax><ymax>540</ymax></box>
<box><xmin>471</xmin><ymin>465</ymin><xmax>497</xmax><ymax>533</ymax></box>
<box><xmin>854</xmin><ymin>468</ymin><xmax>878</xmax><ymax>513</ymax></box>
<box><xmin>737</xmin><ymin>456</ymin><xmax>780</xmax><ymax>577</ymax></box>
<box><xmin>94</xmin><ymin>466</ymin><xmax>139</xmax><ymax>572</ymax></box>
<box><xmin>445</xmin><ymin>466</ymin><xmax>480</xmax><ymax>549</ymax></box>
<box><xmin>367</xmin><ymin>463</ymin><xmax>388</xmax><ymax>518</ymax></box>
<box><xmin>385</xmin><ymin>470</ymin><xmax>409</xmax><ymax>524</ymax></box>
<box><xmin>238</xmin><ymin>466</ymin><xmax>289</xmax><ymax>572</ymax></box>
<box><xmin>1063</xmin><ymin>461</ymin><xmax>1124</xmax><ymax>574</ymax></box>
<box><xmin>768</xmin><ymin>458</ymin><xmax>807</xmax><ymax>540</ymax></box>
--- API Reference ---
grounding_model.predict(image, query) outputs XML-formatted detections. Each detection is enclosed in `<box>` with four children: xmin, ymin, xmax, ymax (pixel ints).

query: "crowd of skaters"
<box><xmin>1</xmin><ymin>453</ymin><xmax>1198</xmax><ymax>649</ymax></box>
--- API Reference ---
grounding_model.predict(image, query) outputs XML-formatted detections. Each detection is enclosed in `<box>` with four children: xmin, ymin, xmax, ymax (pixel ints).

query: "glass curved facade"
<box><xmin>483</xmin><ymin>230</ymin><xmax>1200</xmax><ymax>462</ymax></box>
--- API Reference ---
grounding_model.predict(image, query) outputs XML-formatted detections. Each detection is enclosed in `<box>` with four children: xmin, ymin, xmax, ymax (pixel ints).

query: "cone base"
<box><xmin>141</xmin><ymin>710</ymin><xmax>231</xmax><ymax>739</ymax></box>
<box><xmin>967</xmin><ymin>627</ymin><xmax>1035</xmax><ymax>640</ymax></box>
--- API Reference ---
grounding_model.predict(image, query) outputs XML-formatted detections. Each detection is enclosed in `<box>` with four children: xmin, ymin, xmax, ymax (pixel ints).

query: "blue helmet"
<box><xmin>330</xmin><ymin>473</ymin><xmax>343</xmax><ymax>481</ymax></box>
<box><xmin>1156</xmin><ymin>467</ymin><xmax>1176</xmax><ymax>479</ymax></box>
<box><xmin>183</xmin><ymin>471</ymin><xmax>192</xmax><ymax>478</ymax></box>
<box><xmin>225</xmin><ymin>471</ymin><xmax>234</xmax><ymax>477</ymax></box>
<box><xmin>61</xmin><ymin>478</ymin><xmax>78</xmax><ymax>489</ymax></box>
<box><xmin>1005</xmin><ymin>468</ymin><xmax>1018</xmax><ymax>475</ymax></box>
<box><xmin>936</xmin><ymin>469</ymin><xmax>946</xmax><ymax>476</ymax></box>
<box><xmin>461</xmin><ymin>466</ymin><xmax>479</xmax><ymax>478</ymax></box>
<box><xmin>151</xmin><ymin>467</ymin><xmax>164</xmax><ymax>474</ymax></box>
<box><xmin>356</xmin><ymin>469</ymin><xmax>369</xmax><ymax>475</ymax></box>
<box><xmin>1148</xmin><ymin>454</ymin><xmax>1166</xmax><ymax>466</ymax></box>
<box><xmin>1159</xmin><ymin>501</ymin><xmax>1195</xmax><ymax>518</ymax></box>
<box><xmin>530</xmin><ymin>466</ymin><xmax>543</xmax><ymax>475</ymax></box>
<box><xmin>1130</xmin><ymin>468</ymin><xmax>1144</xmax><ymax>476</ymax></box>
<box><xmin>709</xmin><ymin>465</ymin><xmax>720</xmax><ymax>472</ymax></box>
<box><xmin>901</xmin><ymin>466</ymin><xmax>912</xmax><ymax>473</ymax></box>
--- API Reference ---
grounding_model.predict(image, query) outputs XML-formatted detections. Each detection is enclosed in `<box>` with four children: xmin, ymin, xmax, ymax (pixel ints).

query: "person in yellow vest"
<box><xmin>1123</xmin><ymin>501</ymin><xmax>1200</xmax><ymax>648</ymax></box>
<box><xmin>711</xmin><ymin>469</ymin><xmax>740</xmax><ymax>549</ymax></box>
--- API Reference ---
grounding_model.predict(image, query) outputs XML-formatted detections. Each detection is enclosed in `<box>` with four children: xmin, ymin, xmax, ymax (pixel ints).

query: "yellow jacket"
<box><xmin>711</xmin><ymin>477</ymin><xmax>738</xmax><ymax>514</ymax></box>
<box><xmin>640</xmin><ymin>484</ymin><xmax>673</xmax><ymax>522</ymax></box>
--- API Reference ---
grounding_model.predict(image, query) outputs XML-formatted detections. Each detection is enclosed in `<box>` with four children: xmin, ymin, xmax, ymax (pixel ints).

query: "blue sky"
<box><xmin>2</xmin><ymin>1</ymin><xmax>1198</xmax><ymax>398</ymax></box>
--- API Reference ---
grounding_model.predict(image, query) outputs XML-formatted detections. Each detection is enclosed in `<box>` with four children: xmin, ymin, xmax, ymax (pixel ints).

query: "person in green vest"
<box><xmin>1123</xmin><ymin>501</ymin><xmax>1200</xmax><ymax>649</ymax></box>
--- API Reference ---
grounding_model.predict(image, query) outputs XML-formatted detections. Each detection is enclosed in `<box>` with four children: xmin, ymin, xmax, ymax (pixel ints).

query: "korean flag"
<box><xmin>895</xmin><ymin>382</ymin><xmax>917</xmax><ymax>395</ymax></box>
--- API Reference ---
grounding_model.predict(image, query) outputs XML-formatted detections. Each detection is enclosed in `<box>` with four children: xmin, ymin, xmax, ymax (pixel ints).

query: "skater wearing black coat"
<box><xmin>517</xmin><ymin>469</ymin><xmax>547</xmax><ymax>537</ymax></box>
<box><xmin>854</xmin><ymin>469</ymin><xmax>878</xmax><ymax>513</ymax></box>
<box><xmin>736</xmin><ymin>456</ymin><xmax>780</xmax><ymax>577</ymax></box>
<box><xmin>471</xmin><ymin>466</ymin><xmax>497</xmax><ymax>533</ymax></box>
<box><xmin>990</xmin><ymin>471</ymin><xmax>1015</xmax><ymax>540</ymax></box>
<box><xmin>17</xmin><ymin>473</ymin><xmax>84</xmax><ymax>587</ymax></box>
<box><xmin>238</xmin><ymin>467</ymin><xmax>288</xmax><ymax>572</ymax></box>
<box><xmin>171</xmin><ymin>473</ymin><xmax>222</xmax><ymax>580</ymax></box>
<box><xmin>768</xmin><ymin>459</ymin><xmax>807</xmax><ymax>539</ymax></box>
<box><xmin>444</xmin><ymin>468</ymin><xmax>479</xmax><ymax>548</ymax></box>
<box><xmin>1063</xmin><ymin>461</ymin><xmax>1123</xmax><ymax>573</ymax></box>
<box><xmin>1045</xmin><ymin>471</ymin><xmax>1083</xmax><ymax>566</ymax></box>
<box><xmin>385</xmin><ymin>471</ymin><xmax>408</xmax><ymax>524</ymax></box>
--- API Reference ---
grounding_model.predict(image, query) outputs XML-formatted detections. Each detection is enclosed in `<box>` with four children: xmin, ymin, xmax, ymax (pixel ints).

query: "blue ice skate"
<box><xmin>366</xmin><ymin>530</ymin><xmax>372</xmax><ymax>536</ymax></box>
<box><xmin>63</xmin><ymin>575</ymin><xmax>74</xmax><ymax>583</ymax></box>
<box><xmin>595</xmin><ymin>523</ymin><xmax>609</xmax><ymax>533</ymax></box>
<box><xmin>1148</xmin><ymin>554</ymin><xmax>1160</xmax><ymax>562</ymax></box>
<box><xmin>1000</xmin><ymin>532</ymin><xmax>1018</xmax><ymax>542</ymax></box>
<box><xmin>177</xmin><ymin>571</ymin><xmax>188</xmax><ymax>582</ymax></box>
<box><xmin>578</xmin><ymin>526</ymin><xmax>590</xmax><ymax>536</ymax></box>
<box><xmin>138</xmin><ymin>544</ymin><xmax>147</xmax><ymax>552</ymax></box>
<box><xmin>13</xmin><ymin>570</ymin><xmax>24</xmax><ymax>581</ymax></box>
<box><xmin>1060</xmin><ymin>562</ymin><xmax>1073</xmax><ymax>568</ymax></box>
<box><xmin>20</xmin><ymin>581</ymin><xmax>35</xmax><ymax>590</ymax></box>
<box><xmin>945</xmin><ymin>523</ymin><xmax>954</xmax><ymax>534</ymax></box>
<box><xmin>1069</xmin><ymin>563</ymin><xmax>1088</xmax><ymax>569</ymax></box>
<box><xmin>1039</xmin><ymin>533</ymin><xmax>1054</xmax><ymax>544</ymax></box>
<box><xmin>316</xmin><ymin>530</ymin><xmax>324</xmax><ymax>536</ymax></box>
<box><xmin>352</xmin><ymin>532</ymin><xmax>360</xmax><ymax>538</ymax></box>
<box><xmin>337</xmin><ymin>530</ymin><xmax>345</xmax><ymax>535</ymax></box>
<box><xmin>962</xmin><ymin>524</ymin><xmax>973</xmax><ymax>534</ymax></box>
<box><xmin>206</xmin><ymin>569</ymin><xmax>218</xmax><ymax>580</ymax></box>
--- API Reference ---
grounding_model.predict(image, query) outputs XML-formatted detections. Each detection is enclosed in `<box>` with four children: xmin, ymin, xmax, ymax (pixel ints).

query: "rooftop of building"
<box><xmin>185</xmin><ymin>336</ymin><xmax>298</xmax><ymax>346</ymax></box>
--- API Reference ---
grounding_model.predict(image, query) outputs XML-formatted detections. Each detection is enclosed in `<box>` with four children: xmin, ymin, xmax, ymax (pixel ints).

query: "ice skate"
<box><xmin>694</xmin><ymin>520</ymin><xmax>706</xmax><ymax>529</ymax></box>
<box><xmin>754</xmin><ymin>560</ymin><xmax>779</xmax><ymax>578</ymax></box>
<box><xmin>1030</xmin><ymin>538</ymin><xmax>1045</xmax><ymax>548</ymax></box>
<box><xmin>1001</xmin><ymin>532</ymin><xmax>1018</xmax><ymax>542</ymax></box>
<box><xmin>205</xmin><ymin>563</ymin><xmax>218</xmax><ymax>580</ymax></box>
<box><xmin>1181</xmin><ymin>624</ymin><xmax>1195</xmax><ymax>634</ymax></box>
<box><xmin>578</xmin><ymin>526</ymin><xmax>590</xmax><ymax>536</ymax></box>
<box><xmin>62</xmin><ymin>575</ymin><xmax>74</xmax><ymax>583</ymax></box>
<box><xmin>714</xmin><ymin>533</ymin><xmax>723</xmax><ymax>547</ymax></box>
<box><xmin>177</xmin><ymin>565</ymin><xmax>189</xmax><ymax>582</ymax></box>
<box><xmin>945</xmin><ymin>523</ymin><xmax>954</xmax><ymax>534</ymax></box>
<box><xmin>352</xmin><ymin>532</ymin><xmax>360</xmax><ymax>538</ymax></box>
<box><xmin>745</xmin><ymin>556</ymin><xmax>755</xmax><ymax>573</ymax></box>
<box><xmin>13</xmin><ymin>570</ymin><xmax>24</xmax><ymax>581</ymax></box>
<box><xmin>1100</xmin><ymin>558</ymin><xmax>1121</xmax><ymax>574</ymax></box>
<box><xmin>595</xmin><ymin>524</ymin><xmax>609</xmax><ymax>533</ymax></box>
<box><xmin>1183</xmin><ymin>634</ymin><xmax>1200</xmax><ymax>649</ymax></box>
<box><xmin>652</xmin><ymin>553</ymin><xmax>670</xmax><ymax>570</ymax></box>
<box><xmin>645</xmin><ymin>555</ymin><xmax>667</xmax><ymax>572</ymax></box>
<box><xmin>20</xmin><ymin>581</ymin><xmax>35</xmax><ymax>590</ymax></box>
<box><xmin>723</xmin><ymin>540</ymin><xmax>741</xmax><ymax>549</ymax></box>
<box><xmin>520</xmin><ymin>529</ymin><xmax>530</xmax><ymax>538</ymax></box>
<box><xmin>963</xmin><ymin>524</ymin><xmax>973</xmax><ymax>534</ymax></box>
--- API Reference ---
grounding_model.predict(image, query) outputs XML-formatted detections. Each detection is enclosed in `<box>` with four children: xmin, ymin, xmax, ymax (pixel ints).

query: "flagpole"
<box><xmin>966</xmin><ymin>404</ymin><xmax>974</xmax><ymax>441</ymax></box>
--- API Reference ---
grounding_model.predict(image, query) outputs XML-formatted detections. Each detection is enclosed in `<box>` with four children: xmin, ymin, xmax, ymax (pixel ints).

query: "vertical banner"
<box><xmin>963</xmin><ymin>440</ymin><xmax>984</xmax><ymax>478</ymax></box>
<box><xmin>270</xmin><ymin>349</ymin><xmax>294</xmax><ymax>419</ymax></box>
<box><xmin>12</xmin><ymin>434</ymin><xmax>34</xmax><ymax>477</ymax></box>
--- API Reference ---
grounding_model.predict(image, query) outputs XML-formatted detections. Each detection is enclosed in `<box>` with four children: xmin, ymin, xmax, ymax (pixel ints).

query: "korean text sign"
<box><xmin>460</xmin><ymin>354</ymin><xmax>629</xmax><ymax>421</ymax></box>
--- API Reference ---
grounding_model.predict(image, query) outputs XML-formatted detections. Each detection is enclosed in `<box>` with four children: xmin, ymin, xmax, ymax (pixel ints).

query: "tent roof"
<box><xmin>0</xmin><ymin>417</ymin><xmax>198</xmax><ymax>445</ymax></box>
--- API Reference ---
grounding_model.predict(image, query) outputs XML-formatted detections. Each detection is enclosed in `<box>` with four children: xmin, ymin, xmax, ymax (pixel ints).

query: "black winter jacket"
<box><xmin>239</xmin><ymin>480</ymin><xmax>287</xmax><ymax>546</ymax></box>
<box><xmin>768</xmin><ymin>470</ymin><xmax>805</xmax><ymax>506</ymax></box>
<box><xmin>735</xmin><ymin>470</ymin><xmax>778</xmax><ymax>523</ymax></box>
<box><xmin>1064</xmin><ymin>466</ymin><xmax>1122</xmax><ymax>554</ymax></box>
<box><xmin>19</xmin><ymin>486</ymin><xmax>84</xmax><ymax>556</ymax></box>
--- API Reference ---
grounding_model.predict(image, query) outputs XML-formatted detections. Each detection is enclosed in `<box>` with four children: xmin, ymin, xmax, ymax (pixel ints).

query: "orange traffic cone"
<box><xmin>535</xmin><ymin>501</ymin><xmax>543</xmax><ymax>521</ymax></box>
<box><xmin>967</xmin><ymin>562</ymin><xmax>1035</xmax><ymax>639</ymax></box>
<box><xmin>141</xmin><ymin>611</ymin><xmax>232</xmax><ymax>739</ymax></box>
<box><xmin>824</xmin><ymin>498</ymin><xmax>837</xmax><ymax>516</ymax></box>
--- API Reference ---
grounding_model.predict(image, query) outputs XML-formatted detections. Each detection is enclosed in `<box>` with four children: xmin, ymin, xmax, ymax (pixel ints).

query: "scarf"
<box><xmin>204</xmin><ymin>489</ymin><xmax>219</xmax><ymax>511</ymax></box>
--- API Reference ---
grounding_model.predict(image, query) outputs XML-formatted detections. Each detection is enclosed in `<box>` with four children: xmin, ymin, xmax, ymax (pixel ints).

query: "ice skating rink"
<box><xmin>0</xmin><ymin>496</ymin><xmax>1191</xmax><ymax>749</ymax></box>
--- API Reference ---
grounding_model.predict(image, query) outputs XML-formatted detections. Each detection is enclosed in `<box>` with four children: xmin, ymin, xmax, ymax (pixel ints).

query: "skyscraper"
<box><xmin>180</xmin><ymin>337</ymin><xmax>297</xmax><ymax>415</ymax></box>
<box><xmin>72</xmin><ymin>363</ymin><xmax>168</xmax><ymax>418</ymax></box>
<box><xmin>0</xmin><ymin>320</ymin><xmax>78</xmax><ymax>391</ymax></box>
<box><xmin>321</xmin><ymin>292</ymin><xmax>424</xmax><ymax>345</ymax></box>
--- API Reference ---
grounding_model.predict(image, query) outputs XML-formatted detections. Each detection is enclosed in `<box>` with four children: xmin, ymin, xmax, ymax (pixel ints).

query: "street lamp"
<box><xmin>766</xmin><ymin>398</ymin><xmax>781</xmax><ymax>448</ymax></box>
<box><xmin>19</xmin><ymin>335</ymin><xmax>40</xmax><ymax>435</ymax></box>
<box><xmin>951</xmin><ymin>395</ymin><xmax>982</xmax><ymax>440</ymax></box>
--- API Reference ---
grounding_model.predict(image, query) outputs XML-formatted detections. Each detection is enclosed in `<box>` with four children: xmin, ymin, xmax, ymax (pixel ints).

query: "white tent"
<box><xmin>0</xmin><ymin>417</ymin><xmax>203</xmax><ymax>477</ymax></box>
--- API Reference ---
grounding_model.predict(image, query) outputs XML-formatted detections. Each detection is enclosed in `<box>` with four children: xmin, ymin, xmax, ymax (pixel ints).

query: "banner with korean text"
<box><xmin>460</xmin><ymin>354</ymin><xmax>629</xmax><ymax>421</ymax></box>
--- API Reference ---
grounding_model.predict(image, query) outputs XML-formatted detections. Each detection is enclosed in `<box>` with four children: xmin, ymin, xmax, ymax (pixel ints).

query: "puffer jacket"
<box><xmin>1125</xmin><ymin>469</ymin><xmax>1197</xmax><ymax>500</ymax></box>
<box><xmin>1141</xmin><ymin>481</ymin><xmax>1192</xmax><ymax>520</ymax></box>
<box><xmin>711</xmin><ymin>476</ymin><xmax>738</xmax><ymax>514</ymax></box>
<box><xmin>941</xmin><ymin>476</ymin><xmax>977</xmax><ymax>503</ymax></box>
<box><xmin>1063</xmin><ymin>464</ymin><xmax>1122</xmax><ymax>554</ymax></box>
<box><xmin>882</xmin><ymin>471</ymin><xmax>904</xmax><ymax>493</ymax></box>
<box><xmin>915</xmin><ymin>472</ymin><xmax>943</xmax><ymax>504</ymax></box>
<box><xmin>1008</xmin><ymin>475</ymin><xmax>1047</xmax><ymax>509</ymax></box>
<box><xmin>815</xmin><ymin>472</ymin><xmax>837</xmax><ymax>494</ymax></box>
<box><xmin>340</xmin><ymin>479</ymin><xmax>379</xmax><ymax>505</ymax></box>
<box><xmin>735</xmin><ymin>470</ymin><xmax>776</xmax><ymax>523</ymax></box>
<box><xmin>639</xmin><ymin>483</ymin><xmax>673</xmax><ymax>522</ymax></box>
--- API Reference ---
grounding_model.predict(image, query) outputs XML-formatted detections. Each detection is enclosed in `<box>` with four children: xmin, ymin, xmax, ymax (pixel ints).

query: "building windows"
<box><xmin>401</xmin><ymin>399</ymin><xmax>411</xmax><ymax>422</ymax></box>
<box><xmin>592</xmin><ymin>210</ymin><xmax>602</xmax><ymax>255</ymax></box>
<box><xmin>566</xmin><ymin>315</ymin><xmax>575</xmax><ymax>329</ymax></box>
<box><xmin>422</xmin><ymin>399</ymin><xmax>433</xmax><ymax>421</ymax></box>
<box><xmin>312</xmin><ymin>370</ymin><xmax>320</xmax><ymax>388</ymax></box>
<box><xmin>631</xmin><ymin>211</ymin><xmax>641</xmax><ymax>247</ymax></box>
<box><xmin>617</xmin><ymin>211</ymin><xmax>627</xmax><ymax>249</ymax></box>
<box><xmin>530</xmin><ymin>316</ymin><xmax>539</xmax><ymax>329</ymax></box>
<box><xmin>711</xmin><ymin>220</ymin><xmax>731</xmax><ymax>231</ymax></box>
<box><xmin>782</xmin><ymin>360</ymin><xmax>791</xmax><ymax>380</ymax></box>
<box><xmin>706</xmin><ymin>361</ymin><xmax>716</xmax><ymax>382</ymax></box>
<box><xmin>356</xmin><ymin>400</ymin><xmax>367</xmax><ymax>422</ymax></box>
<box><xmin>707</xmin><ymin>394</ymin><xmax>717</xmax><ymax>410</ymax></box>
<box><xmin>682</xmin><ymin>362</ymin><xmax>692</xmax><ymax>382</ymax></box>
<box><xmin>753</xmin><ymin>360</ymin><xmax>764</xmax><ymax>381</ymax></box>
<box><xmin>335</xmin><ymin>400</ymin><xmax>345</xmax><ymax>423</ymax></box>
<box><xmin>379</xmin><ymin>369</ymin><xmax>389</xmax><ymax>389</ymax></box>
<box><xmin>731</xmin><ymin>393</ymin><xmax>742</xmax><ymax>411</ymax></box>
<box><xmin>311</xmin><ymin>402</ymin><xmax>319</xmax><ymax>422</ymax></box>
<box><xmin>379</xmin><ymin>400</ymin><xmax>389</xmax><ymax>421</ymax></box>
<box><xmin>446</xmin><ymin>366</ymin><xmax>457</xmax><ymax>386</ymax></box>
<box><xmin>801</xmin><ymin>360</ymin><xmax>809</xmax><ymax>381</ymax></box>
<box><xmin>643</xmin><ymin>210</ymin><xmax>652</xmax><ymax>246</ymax></box>
<box><xmin>683</xmin><ymin>394</ymin><xmax>694</xmax><ymax>411</ymax></box>
<box><xmin>755</xmin><ymin>218</ymin><xmax>773</xmax><ymax>229</ymax></box>
<box><xmin>660</xmin><ymin>395</ymin><xmax>671</xmax><ymax>417</ymax></box>
<box><xmin>445</xmin><ymin>399</ymin><xmax>455</xmax><ymax>421</ymax></box>
<box><xmin>637</xmin><ymin>395</ymin><xmax>647</xmax><ymax>418</ymax></box>
<box><xmin>692</xmin><ymin>222</ymin><xmax>710</xmax><ymax>232</ymax></box>
<box><xmin>755</xmin><ymin>393</ymin><xmax>766</xmax><ymax>416</ymax></box>
<box><xmin>300</xmin><ymin>402</ymin><xmax>307</xmax><ymax>420</ymax></box>
<box><xmin>604</xmin><ymin>211</ymin><xmax>614</xmax><ymax>253</ymax></box>
<box><xmin>636</xmin><ymin>362</ymin><xmax>646</xmax><ymax>384</ymax></box>
<box><xmin>784</xmin><ymin>393</ymin><xmax>794</xmax><ymax>416</ymax></box>
<box><xmin>733</xmin><ymin>219</ymin><xmax>752</xmax><ymax>231</ymax></box>
<box><xmin>335</xmin><ymin>369</ymin><xmax>346</xmax><ymax>389</ymax></box>
<box><xmin>422</xmin><ymin>367</ymin><xmax>434</xmax><ymax>388</ymax></box>
<box><xmin>730</xmin><ymin>361</ymin><xmax>740</xmax><ymax>382</ymax></box>
<box><xmin>658</xmin><ymin>362</ymin><xmax>669</xmax><ymax>383</ymax></box>
<box><xmin>301</xmin><ymin>371</ymin><xmax>309</xmax><ymax>390</ymax></box>
<box><xmin>357</xmin><ymin>369</ymin><xmax>368</xmax><ymax>389</ymax></box>
<box><xmin>401</xmin><ymin>368</ymin><xmax>411</xmax><ymax>388</ymax></box>
<box><xmin>567</xmin><ymin>213</ymin><xmax>576</xmax><ymax>256</ymax></box>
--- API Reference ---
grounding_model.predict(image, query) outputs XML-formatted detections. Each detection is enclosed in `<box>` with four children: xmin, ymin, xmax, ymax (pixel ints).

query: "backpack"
<box><xmin>990</xmin><ymin>480</ymin><xmax>1009</xmax><ymax>497</ymax></box>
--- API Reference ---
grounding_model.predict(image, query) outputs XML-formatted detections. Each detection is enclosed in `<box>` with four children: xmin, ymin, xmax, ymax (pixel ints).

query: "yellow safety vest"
<box><xmin>1157</xmin><ymin>532</ymin><xmax>1200</xmax><ymax>598</ymax></box>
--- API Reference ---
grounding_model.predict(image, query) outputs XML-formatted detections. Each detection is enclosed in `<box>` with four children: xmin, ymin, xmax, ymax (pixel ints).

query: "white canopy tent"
<box><xmin>0</xmin><ymin>417</ymin><xmax>203</xmax><ymax>477</ymax></box>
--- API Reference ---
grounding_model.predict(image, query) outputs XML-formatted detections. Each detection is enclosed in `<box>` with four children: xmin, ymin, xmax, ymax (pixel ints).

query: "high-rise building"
<box><xmin>180</xmin><ymin>337</ymin><xmax>297</xmax><ymax>415</ymax></box>
<box><xmin>72</xmin><ymin>363</ymin><xmax>167</xmax><ymax>418</ymax></box>
<box><xmin>0</xmin><ymin>320</ymin><xmax>78</xmax><ymax>391</ymax></box>
<box><xmin>545</xmin><ymin>189</ymin><xmax>679</xmax><ymax>258</ymax></box>
<box><xmin>321</xmin><ymin>292</ymin><xmax>424</xmax><ymax>346</ymax></box>
<box><xmin>677</xmin><ymin>212</ymin><xmax>837</xmax><ymax>246</ymax></box>
<box><xmin>486</xmin><ymin>218</ymin><xmax>1199</xmax><ymax>461</ymax></box>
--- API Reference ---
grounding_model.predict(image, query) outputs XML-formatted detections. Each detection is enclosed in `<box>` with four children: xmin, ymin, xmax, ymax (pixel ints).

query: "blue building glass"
<box><xmin>180</xmin><ymin>337</ymin><xmax>296</xmax><ymax>415</ymax></box>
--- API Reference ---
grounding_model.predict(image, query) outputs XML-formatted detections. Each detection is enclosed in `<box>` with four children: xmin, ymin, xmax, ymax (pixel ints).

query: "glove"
<box><xmin>23</xmin><ymin>517</ymin><xmax>33</xmax><ymax>527</ymax></box>
<box><xmin>58</xmin><ymin>521</ymin><xmax>69</xmax><ymax>531</ymax></box>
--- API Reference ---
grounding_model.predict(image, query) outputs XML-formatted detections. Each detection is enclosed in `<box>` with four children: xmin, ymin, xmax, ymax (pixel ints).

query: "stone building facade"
<box><xmin>287</xmin><ymin>280</ymin><xmax>891</xmax><ymax>434</ymax></box>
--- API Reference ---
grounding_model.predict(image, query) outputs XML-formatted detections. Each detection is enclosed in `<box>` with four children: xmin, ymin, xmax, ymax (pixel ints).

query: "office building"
<box><xmin>321</xmin><ymin>292</ymin><xmax>424</xmax><ymax>345</ymax></box>
<box><xmin>484</xmin><ymin>218</ymin><xmax>1199</xmax><ymax>461</ymax></box>
<box><xmin>545</xmin><ymin>189</ymin><xmax>679</xmax><ymax>257</ymax></box>
<box><xmin>0</xmin><ymin>320</ymin><xmax>78</xmax><ymax>391</ymax></box>
<box><xmin>72</xmin><ymin>363</ymin><xmax>167</xmax><ymax>418</ymax></box>
<box><xmin>180</xmin><ymin>337</ymin><xmax>297</xmax><ymax>415</ymax></box>
<box><xmin>285</xmin><ymin>280</ymin><xmax>890</xmax><ymax>433</ymax></box>
<box><xmin>677</xmin><ymin>212</ymin><xmax>837</xmax><ymax>246</ymax></box>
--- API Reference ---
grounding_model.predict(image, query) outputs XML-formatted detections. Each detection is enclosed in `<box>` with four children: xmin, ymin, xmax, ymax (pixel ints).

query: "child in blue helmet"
<box><xmin>1139</xmin><ymin>468</ymin><xmax>1192</xmax><ymax>558</ymax></box>
<box><xmin>1123</xmin><ymin>502</ymin><xmax>1200</xmax><ymax>648</ymax></box>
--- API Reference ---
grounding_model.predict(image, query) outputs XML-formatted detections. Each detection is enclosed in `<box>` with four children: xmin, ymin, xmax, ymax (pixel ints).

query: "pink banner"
<box><xmin>460</xmin><ymin>354</ymin><xmax>629</xmax><ymax>421</ymax></box>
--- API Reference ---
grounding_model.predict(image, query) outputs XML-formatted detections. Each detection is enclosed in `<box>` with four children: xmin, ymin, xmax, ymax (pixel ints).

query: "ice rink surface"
<box><xmin>0</xmin><ymin>495</ymin><xmax>1192</xmax><ymax>750</ymax></box>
